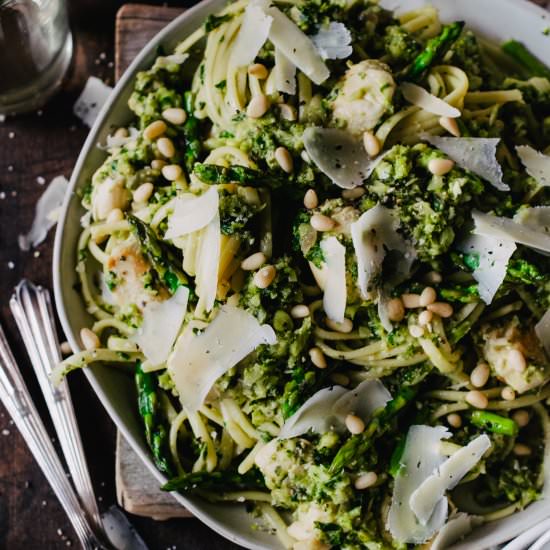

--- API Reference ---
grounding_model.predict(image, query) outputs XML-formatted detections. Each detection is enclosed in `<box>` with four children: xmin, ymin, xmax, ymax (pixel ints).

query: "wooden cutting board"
<box><xmin>114</xmin><ymin>3</ymin><xmax>191</xmax><ymax>520</ymax></box>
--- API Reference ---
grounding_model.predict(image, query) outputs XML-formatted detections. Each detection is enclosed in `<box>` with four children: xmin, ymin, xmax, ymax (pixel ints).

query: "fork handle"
<box><xmin>0</xmin><ymin>323</ymin><xmax>107</xmax><ymax>550</ymax></box>
<box><xmin>10</xmin><ymin>280</ymin><xmax>103</xmax><ymax>530</ymax></box>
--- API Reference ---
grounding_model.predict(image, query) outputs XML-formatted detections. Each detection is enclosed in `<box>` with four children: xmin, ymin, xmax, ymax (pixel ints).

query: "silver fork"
<box><xmin>0</xmin><ymin>321</ymin><xmax>111</xmax><ymax>550</ymax></box>
<box><xmin>10</xmin><ymin>280</ymin><xmax>148</xmax><ymax>550</ymax></box>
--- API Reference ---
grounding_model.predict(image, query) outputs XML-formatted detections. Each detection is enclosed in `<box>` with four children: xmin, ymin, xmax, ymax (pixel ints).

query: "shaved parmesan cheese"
<box><xmin>168</xmin><ymin>305</ymin><xmax>276</xmax><ymax>412</ymax></box>
<box><xmin>101</xmin><ymin>127</ymin><xmax>139</xmax><ymax>150</ymax></box>
<box><xmin>164</xmin><ymin>187</ymin><xmax>219</xmax><ymax>240</ymax></box>
<box><xmin>535</xmin><ymin>309</ymin><xmax>550</xmax><ymax>357</ymax></box>
<box><xmin>18</xmin><ymin>175</ymin><xmax>69</xmax><ymax>251</ymax></box>
<box><xmin>303</xmin><ymin>127</ymin><xmax>381</xmax><ymax>189</ymax></box>
<box><xmin>457</xmin><ymin>234</ymin><xmax>516</xmax><ymax>304</ymax></box>
<box><xmin>514</xmin><ymin>206</ymin><xmax>550</xmax><ymax>229</ymax></box>
<box><xmin>229</xmin><ymin>0</ymin><xmax>272</xmax><ymax>68</ymax></box>
<box><xmin>131</xmin><ymin>286</ymin><xmax>189</xmax><ymax>366</ymax></box>
<box><xmin>311</xmin><ymin>22</ymin><xmax>352</xmax><ymax>60</ymax></box>
<box><xmin>320</xmin><ymin>236</ymin><xmax>346</xmax><ymax>323</ymax></box>
<box><xmin>73</xmin><ymin>77</ymin><xmax>113</xmax><ymax>128</ymax></box>
<box><xmin>350</xmin><ymin>205</ymin><xmax>414</xmax><ymax>299</ymax></box>
<box><xmin>266</xmin><ymin>6</ymin><xmax>329</xmax><ymax>85</ymax></box>
<box><xmin>401</xmin><ymin>82</ymin><xmax>460</xmax><ymax>118</ymax></box>
<box><xmin>388</xmin><ymin>425</ymin><xmax>450</xmax><ymax>544</ymax></box>
<box><xmin>195</xmin><ymin>212</ymin><xmax>221</xmax><ymax>314</ymax></box>
<box><xmin>473</xmin><ymin>210</ymin><xmax>550</xmax><ymax>254</ymax></box>
<box><xmin>425</xmin><ymin>136</ymin><xmax>508</xmax><ymax>192</ymax></box>
<box><xmin>516</xmin><ymin>145</ymin><xmax>550</xmax><ymax>187</ymax></box>
<box><xmin>410</xmin><ymin>434</ymin><xmax>491</xmax><ymax>525</ymax></box>
<box><xmin>274</xmin><ymin>47</ymin><xmax>296</xmax><ymax>95</ymax></box>
<box><xmin>279</xmin><ymin>380</ymin><xmax>391</xmax><ymax>439</ymax></box>
<box><xmin>431</xmin><ymin>513</ymin><xmax>480</xmax><ymax>550</ymax></box>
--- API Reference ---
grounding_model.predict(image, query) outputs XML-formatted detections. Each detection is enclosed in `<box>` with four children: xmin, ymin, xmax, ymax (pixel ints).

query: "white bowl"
<box><xmin>53</xmin><ymin>1</ymin><xmax>550</xmax><ymax>548</ymax></box>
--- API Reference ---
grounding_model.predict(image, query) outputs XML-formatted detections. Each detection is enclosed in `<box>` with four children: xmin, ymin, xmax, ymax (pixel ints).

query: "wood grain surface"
<box><xmin>0</xmin><ymin>1</ymin><xmax>240</xmax><ymax>548</ymax></box>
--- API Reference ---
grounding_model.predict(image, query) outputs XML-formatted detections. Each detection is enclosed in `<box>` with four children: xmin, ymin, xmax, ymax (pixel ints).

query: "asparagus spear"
<box><xmin>506</xmin><ymin>258</ymin><xmax>546</xmax><ymax>285</ymax></box>
<box><xmin>194</xmin><ymin>163</ymin><xmax>287</xmax><ymax>189</ymax></box>
<box><xmin>136</xmin><ymin>362</ymin><xmax>175</xmax><ymax>477</ymax></box>
<box><xmin>330</xmin><ymin>386</ymin><xmax>417</xmax><ymax>473</ymax></box>
<box><xmin>470</xmin><ymin>410</ymin><xmax>518</xmax><ymax>437</ymax></box>
<box><xmin>127</xmin><ymin>214</ymin><xmax>187</xmax><ymax>293</ymax></box>
<box><xmin>162</xmin><ymin>469</ymin><xmax>266</xmax><ymax>492</ymax></box>
<box><xmin>400</xmin><ymin>22</ymin><xmax>465</xmax><ymax>82</ymax></box>
<box><xmin>501</xmin><ymin>40</ymin><xmax>550</xmax><ymax>79</ymax></box>
<box><xmin>281</xmin><ymin>367</ymin><xmax>316</xmax><ymax>419</ymax></box>
<box><xmin>182</xmin><ymin>92</ymin><xmax>202</xmax><ymax>173</ymax></box>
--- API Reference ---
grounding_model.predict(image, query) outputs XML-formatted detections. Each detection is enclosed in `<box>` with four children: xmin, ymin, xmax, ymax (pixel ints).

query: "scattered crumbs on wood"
<box><xmin>8</xmin><ymin>131</ymin><xmax>14</xmax><ymax>139</ymax></box>
<box><xmin>36</xmin><ymin>176</ymin><xmax>46</xmax><ymax>185</ymax></box>
<box><xmin>1</xmin><ymin>429</ymin><xmax>10</xmax><ymax>436</ymax></box>
<box><xmin>7</xmin><ymin>261</ymin><xmax>15</xmax><ymax>269</ymax></box>
<box><xmin>7</xmin><ymin>165</ymin><xmax>13</xmax><ymax>172</ymax></box>
<box><xmin>0</xmin><ymin>192</ymin><xmax>6</xmax><ymax>199</ymax></box>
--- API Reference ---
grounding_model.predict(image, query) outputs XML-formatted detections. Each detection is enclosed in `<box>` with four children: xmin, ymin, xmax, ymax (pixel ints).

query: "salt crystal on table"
<box><xmin>36</xmin><ymin>176</ymin><xmax>45</xmax><ymax>185</ymax></box>
<box><xmin>7</xmin><ymin>261</ymin><xmax>14</xmax><ymax>269</ymax></box>
<box><xmin>8</xmin><ymin>131</ymin><xmax>14</xmax><ymax>138</ymax></box>
<box><xmin>73</xmin><ymin>76</ymin><xmax>113</xmax><ymax>128</ymax></box>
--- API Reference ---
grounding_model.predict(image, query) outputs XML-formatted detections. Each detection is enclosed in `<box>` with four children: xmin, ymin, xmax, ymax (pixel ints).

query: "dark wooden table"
<box><xmin>0</xmin><ymin>1</ymin><xmax>240</xmax><ymax>548</ymax></box>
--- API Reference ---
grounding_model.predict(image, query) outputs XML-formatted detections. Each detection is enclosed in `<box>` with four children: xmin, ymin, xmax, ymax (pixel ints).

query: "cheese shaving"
<box><xmin>320</xmin><ymin>236</ymin><xmax>347</xmax><ymax>323</ymax></box>
<box><xmin>516</xmin><ymin>145</ymin><xmax>550</xmax><ymax>187</ymax></box>
<box><xmin>18</xmin><ymin>175</ymin><xmax>69</xmax><ymax>251</ymax></box>
<box><xmin>164</xmin><ymin>187</ymin><xmax>219</xmax><ymax>240</ymax></box>
<box><xmin>303</xmin><ymin>127</ymin><xmax>382</xmax><ymax>189</ymax></box>
<box><xmin>473</xmin><ymin>209</ymin><xmax>550</xmax><ymax>254</ymax></box>
<box><xmin>274</xmin><ymin>47</ymin><xmax>296</xmax><ymax>95</ymax></box>
<box><xmin>535</xmin><ymin>308</ymin><xmax>550</xmax><ymax>357</ymax></box>
<box><xmin>410</xmin><ymin>434</ymin><xmax>491</xmax><ymax>525</ymax></box>
<box><xmin>266</xmin><ymin>6</ymin><xmax>329</xmax><ymax>85</ymax></box>
<box><xmin>279</xmin><ymin>380</ymin><xmax>391</xmax><ymax>439</ymax></box>
<box><xmin>131</xmin><ymin>286</ymin><xmax>189</xmax><ymax>367</ymax></box>
<box><xmin>457</xmin><ymin>233</ymin><xmax>516</xmax><ymax>304</ymax></box>
<box><xmin>195</xmin><ymin>212</ymin><xmax>221</xmax><ymax>314</ymax></box>
<box><xmin>168</xmin><ymin>305</ymin><xmax>276</xmax><ymax>413</ymax></box>
<box><xmin>388</xmin><ymin>425</ymin><xmax>451</xmax><ymax>544</ymax></box>
<box><xmin>101</xmin><ymin>127</ymin><xmax>139</xmax><ymax>150</ymax></box>
<box><xmin>425</xmin><ymin>136</ymin><xmax>508</xmax><ymax>191</ymax></box>
<box><xmin>73</xmin><ymin>76</ymin><xmax>113</xmax><ymax>128</ymax></box>
<box><xmin>401</xmin><ymin>82</ymin><xmax>460</xmax><ymax>118</ymax></box>
<box><xmin>311</xmin><ymin>22</ymin><xmax>352</xmax><ymax>60</ymax></box>
<box><xmin>229</xmin><ymin>0</ymin><xmax>273</xmax><ymax>68</ymax></box>
<box><xmin>431</xmin><ymin>513</ymin><xmax>479</xmax><ymax>550</ymax></box>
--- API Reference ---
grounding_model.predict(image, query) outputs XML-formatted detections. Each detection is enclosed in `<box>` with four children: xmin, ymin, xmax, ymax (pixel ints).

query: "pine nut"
<box><xmin>248</xmin><ymin>63</ymin><xmax>269</xmax><ymax>79</ymax></box>
<box><xmin>133</xmin><ymin>182</ymin><xmax>154</xmax><ymax>203</ymax></box>
<box><xmin>387</xmin><ymin>298</ymin><xmax>405</xmax><ymax>322</ymax></box>
<box><xmin>363</xmin><ymin>131</ymin><xmax>381</xmax><ymax>157</ymax></box>
<box><xmin>439</xmin><ymin>116</ymin><xmax>461</xmax><ymax>137</ymax></box>
<box><xmin>513</xmin><ymin>443</ymin><xmax>532</xmax><ymax>456</ymax></box>
<box><xmin>247</xmin><ymin>94</ymin><xmax>269</xmax><ymax>119</ymax></box>
<box><xmin>508</xmin><ymin>349</ymin><xmax>527</xmax><ymax>372</ymax></box>
<box><xmin>303</xmin><ymin>189</ymin><xmax>318</xmax><ymax>209</ymax></box>
<box><xmin>291</xmin><ymin>305</ymin><xmax>310</xmax><ymax>319</ymax></box>
<box><xmin>151</xmin><ymin>159</ymin><xmax>167</xmax><ymax>170</ymax></box>
<box><xmin>501</xmin><ymin>387</ymin><xmax>516</xmax><ymax>401</ymax></box>
<box><xmin>114</xmin><ymin>127</ymin><xmax>128</xmax><ymax>139</ymax></box>
<box><xmin>80</xmin><ymin>328</ymin><xmax>100</xmax><ymax>351</ymax></box>
<box><xmin>60</xmin><ymin>341</ymin><xmax>72</xmax><ymax>355</ymax></box>
<box><xmin>342</xmin><ymin>187</ymin><xmax>365</xmax><ymax>200</ymax></box>
<box><xmin>310</xmin><ymin>214</ymin><xmax>335</xmax><ymax>232</ymax></box>
<box><xmin>424</xmin><ymin>271</ymin><xmax>442</xmax><ymax>284</ymax></box>
<box><xmin>309</xmin><ymin>347</ymin><xmax>327</xmax><ymax>369</ymax></box>
<box><xmin>402</xmin><ymin>293</ymin><xmax>421</xmax><ymax>308</ymax></box>
<box><xmin>143</xmin><ymin>120</ymin><xmax>167</xmax><ymax>140</ymax></box>
<box><xmin>419</xmin><ymin>286</ymin><xmax>437</xmax><ymax>307</ymax></box>
<box><xmin>253</xmin><ymin>265</ymin><xmax>276</xmax><ymax>289</ymax></box>
<box><xmin>241</xmin><ymin>252</ymin><xmax>266</xmax><ymax>271</ymax></box>
<box><xmin>162</xmin><ymin>164</ymin><xmax>183</xmax><ymax>181</ymax></box>
<box><xmin>157</xmin><ymin>137</ymin><xmax>175</xmax><ymax>158</ymax></box>
<box><xmin>466</xmin><ymin>390</ymin><xmax>488</xmax><ymax>409</ymax></box>
<box><xmin>428</xmin><ymin>158</ymin><xmax>455</xmax><ymax>176</ymax></box>
<box><xmin>106</xmin><ymin>208</ymin><xmax>124</xmax><ymax>223</ymax></box>
<box><xmin>326</xmin><ymin>318</ymin><xmax>353</xmax><ymax>333</ymax></box>
<box><xmin>275</xmin><ymin>146</ymin><xmax>293</xmax><ymax>173</ymax></box>
<box><xmin>409</xmin><ymin>324</ymin><xmax>424</xmax><ymax>338</ymax></box>
<box><xmin>354</xmin><ymin>471</ymin><xmax>378</xmax><ymax>490</ymax></box>
<box><xmin>331</xmin><ymin>373</ymin><xmax>349</xmax><ymax>386</ymax></box>
<box><xmin>470</xmin><ymin>363</ymin><xmax>490</xmax><ymax>388</ymax></box>
<box><xmin>162</xmin><ymin>107</ymin><xmax>187</xmax><ymax>125</ymax></box>
<box><xmin>427</xmin><ymin>302</ymin><xmax>454</xmax><ymax>318</ymax></box>
<box><xmin>278</xmin><ymin>103</ymin><xmax>297</xmax><ymax>121</ymax></box>
<box><xmin>418</xmin><ymin>310</ymin><xmax>433</xmax><ymax>326</ymax></box>
<box><xmin>447</xmin><ymin>413</ymin><xmax>462</xmax><ymax>428</ymax></box>
<box><xmin>345</xmin><ymin>414</ymin><xmax>365</xmax><ymax>434</ymax></box>
<box><xmin>512</xmin><ymin>410</ymin><xmax>530</xmax><ymax>428</ymax></box>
